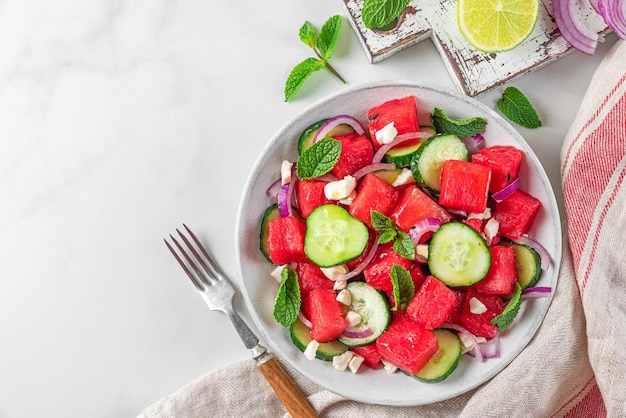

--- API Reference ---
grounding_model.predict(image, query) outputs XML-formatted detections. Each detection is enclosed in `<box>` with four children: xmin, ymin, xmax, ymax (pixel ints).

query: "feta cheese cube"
<box><xmin>336</xmin><ymin>289</ymin><xmax>352</xmax><ymax>306</ymax></box>
<box><xmin>332</xmin><ymin>351</ymin><xmax>354</xmax><ymax>371</ymax></box>
<box><xmin>280</xmin><ymin>160</ymin><xmax>292</xmax><ymax>185</ymax></box>
<box><xmin>344</xmin><ymin>311</ymin><xmax>361</xmax><ymax>326</ymax></box>
<box><xmin>348</xmin><ymin>354</ymin><xmax>365</xmax><ymax>373</ymax></box>
<box><xmin>375</xmin><ymin>122</ymin><xmax>398</xmax><ymax>145</ymax></box>
<box><xmin>469</xmin><ymin>297</ymin><xmax>488</xmax><ymax>314</ymax></box>
<box><xmin>324</xmin><ymin>176</ymin><xmax>357</xmax><ymax>200</ymax></box>
<box><xmin>304</xmin><ymin>340</ymin><xmax>320</xmax><ymax>360</ymax></box>
<box><xmin>270</xmin><ymin>265</ymin><xmax>286</xmax><ymax>283</ymax></box>
<box><xmin>391</xmin><ymin>168</ymin><xmax>414</xmax><ymax>187</ymax></box>
<box><xmin>321</xmin><ymin>264</ymin><xmax>348</xmax><ymax>281</ymax></box>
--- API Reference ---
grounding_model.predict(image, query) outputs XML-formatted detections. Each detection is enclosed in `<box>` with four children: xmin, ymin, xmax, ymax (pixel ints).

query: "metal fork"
<box><xmin>165</xmin><ymin>225</ymin><xmax>318</xmax><ymax>418</ymax></box>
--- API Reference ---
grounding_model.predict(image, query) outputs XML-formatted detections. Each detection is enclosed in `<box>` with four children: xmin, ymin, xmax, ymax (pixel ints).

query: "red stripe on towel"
<box><xmin>562</xmin><ymin>382</ymin><xmax>607</xmax><ymax>418</ymax></box>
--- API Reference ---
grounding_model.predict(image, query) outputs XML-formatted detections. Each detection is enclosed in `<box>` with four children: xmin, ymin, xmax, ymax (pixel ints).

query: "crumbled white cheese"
<box><xmin>304</xmin><ymin>340</ymin><xmax>320</xmax><ymax>360</ymax></box>
<box><xmin>469</xmin><ymin>297</ymin><xmax>488</xmax><ymax>314</ymax></box>
<box><xmin>332</xmin><ymin>351</ymin><xmax>354</xmax><ymax>371</ymax></box>
<box><xmin>333</xmin><ymin>279</ymin><xmax>348</xmax><ymax>291</ymax></box>
<box><xmin>324</xmin><ymin>176</ymin><xmax>357</xmax><ymax>200</ymax></box>
<box><xmin>484</xmin><ymin>217</ymin><xmax>500</xmax><ymax>242</ymax></box>
<box><xmin>375</xmin><ymin>122</ymin><xmax>398</xmax><ymax>145</ymax></box>
<box><xmin>381</xmin><ymin>359</ymin><xmax>398</xmax><ymax>374</ymax></box>
<box><xmin>458</xmin><ymin>332</ymin><xmax>487</xmax><ymax>354</ymax></box>
<box><xmin>467</xmin><ymin>207</ymin><xmax>492</xmax><ymax>220</ymax></box>
<box><xmin>280</xmin><ymin>160</ymin><xmax>292</xmax><ymax>185</ymax></box>
<box><xmin>339</xmin><ymin>190</ymin><xmax>357</xmax><ymax>205</ymax></box>
<box><xmin>344</xmin><ymin>311</ymin><xmax>362</xmax><ymax>327</ymax></box>
<box><xmin>321</xmin><ymin>264</ymin><xmax>348</xmax><ymax>281</ymax></box>
<box><xmin>348</xmin><ymin>354</ymin><xmax>365</xmax><ymax>373</ymax></box>
<box><xmin>391</xmin><ymin>167</ymin><xmax>414</xmax><ymax>187</ymax></box>
<box><xmin>416</xmin><ymin>244</ymin><xmax>429</xmax><ymax>261</ymax></box>
<box><xmin>270</xmin><ymin>265</ymin><xmax>286</xmax><ymax>283</ymax></box>
<box><xmin>336</xmin><ymin>289</ymin><xmax>352</xmax><ymax>306</ymax></box>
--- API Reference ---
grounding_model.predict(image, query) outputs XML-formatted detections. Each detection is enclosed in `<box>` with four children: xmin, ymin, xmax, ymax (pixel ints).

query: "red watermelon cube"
<box><xmin>351</xmin><ymin>344</ymin><xmax>383</xmax><ymax>369</ymax></box>
<box><xmin>376</xmin><ymin>316</ymin><xmax>439</xmax><ymax>375</ymax></box>
<box><xmin>294</xmin><ymin>262</ymin><xmax>334</xmax><ymax>296</ymax></box>
<box><xmin>266</xmin><ymin>216</ymin><xmax>307</xmax><ymax>265</ymax></box>
<box><xmin>493</xmin><ymin>189</ymin><xmax>542</xmax><ymax>239</ymax></box>
<box><xmin>367</xmin><ymin>96</ymin><xmax>420</xmax><ymax>150</ymax></box>
<box><xmin>444</xmin><ymin>289</ymin><xmax>467</xmax><ymax>325</ymax></box>
<box><xmin>390</xmin><ymin>185</ymin><xmax>452</xmax><ymax>231</ymax></box>
<box><xmin>349</xmin><ymin>173</ymin><xmax>399</xmax><ymax>229</ymax></box>
<box><xmin>472</xmin><ymin>245</ymin><xmax>518</xmax><ymax>295</ymax></box>
<box><xmin>363</xmin><ymin>242</ymin><xmax>413</xmax><ymax>294</ymax></box>
<box><xmin>471</xmin><ymin>145</ymin><xmax>524</xmax><ymax>193</ymax></box>
<box><xmin>438</xmin><ymin>160</ymin><xmax>491</xmax><ymax>214</ymax></box>
<box><xmin>406</xmin><ymin>275</ymin><xmax>457</xmax><ymax>330</ymax></box>
<box><xmin>295</xmin><ymin>180</ymin><xmax>332</xmax><ymax>219</ymax></box>
<box><xmin>302</xmin><ymin>288</ymin><xmax>346</xmax><ymax>343</ymax></box>
<box><xmin>460</xmin><ymin>289</ymin><xmax>503</xmax><ymax>339</ymax></box>
<box><xmin>330</xmin><ymin>132</ymin><xmax>375</xmax><ymax>179</ymax></box>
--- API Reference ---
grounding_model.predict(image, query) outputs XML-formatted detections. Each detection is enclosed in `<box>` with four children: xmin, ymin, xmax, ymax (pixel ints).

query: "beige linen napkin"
<box><xmin>140</xmin><ymin>40</ymin><xmax>626</xmax><ymax>418</ymax></box>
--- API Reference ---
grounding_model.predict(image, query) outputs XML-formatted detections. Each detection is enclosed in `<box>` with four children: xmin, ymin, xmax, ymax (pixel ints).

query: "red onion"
<box><xmin>521</xmin><ymin>286</ymin><xmax>553</xmax><ymax>298</ymax></box>
<box><xmin>515</xmin><ymin>235</ymin><xmax>552</xmax><ymax>271</ymax></box>
<box><xmin>372</xmin><ymin>131</ymin><xmax>434</xmax><ymax>164</ymax></box>
<box><xmin>266</xmin><ymin>178</ymin><xmax>282</xmax><ymax>198</ymax></box>
<box><xmin>298</xmin><ymin>312</ymin><xmax>313</xmax><ymax>329</ymax></box>
<box><xmin>277</xmin><ymin>165</ymin><xmax>297</xmax><ymax>216</ymax></box>
<box><xmin>312</xmin><ymin>115</ymin><xmax>365</xmax><ymax>143</ymax></box>
<box><xmin>409</xmin><ymin>218</ymin><xmax>441</xmax><ymax>245</ymax></box>
<box><xmin>492</xmin><ymin>177</ymin><xmax>520</xmax><ymax>202</ymax></box>
<box><xmin>597</xmin><ymin>0</ymin><xmax>626</xmax><ymax>39</ymax></box>
<box><xmin>352</xmin><ymin>162</ymin><xmax>396</xmax><ymax>179</ymax></box>
<box><xmin>462</xmin><ymin>133</ymin><xmax>485</xmax><ymax>155</ymax></box>
<box><xmin>553</xmin><ymin>0</ymin><xmax>599</xmax><ymax>55</ymax></box>
<box><xmin>480</xmin><ymin>333</ymin><xmax>500</xmax><ymax>359</ymax></box>
<box><xmin>339</xmin><ymin>241</ymin><xmax>379</xmax><ymax>281</ymax></box>
<box><xmin>342</xmin><ymin>326</ymin><xmax>374</xmax><ymax>339</ymax></box>
<box><xmin>441</xmin><ymin>322</ymin><xmax>484</xmax><ymax>363</ymax></box>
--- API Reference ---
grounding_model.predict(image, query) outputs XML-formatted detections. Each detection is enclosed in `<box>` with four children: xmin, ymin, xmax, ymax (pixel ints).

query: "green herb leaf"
<box><xmin>296</xmin><ymin>137</ymin><xmax>342</xmax><ymax>180</ymax></box>
<box><xmin>393</xmin><ymin>231</ymin><xmax>415</xmax><ymax>260</ymax></box>
<box><xmin>361</xmin><ymin>0</ymin><xmax>411</xmax><ymax>29</ymax></box>
<box><xmin>273</xmin><ymin>268</ymin><xmax>301</xmax><ymax>327</ymax></box>
<box><xmin>430</xmin><ymin>107</ymin><xmax>487</xmax><ymax>137</ymax></box>
<box><xmin>497</xmin><ymin>87</ymin><xmax>542</xmax><ymax>129</ymax></box>
<box><xmin>390</xmin><ymin>264</ymin><xmax>415</xmax><ymax>311</ymax></box>
<box><xmin>284</xmin><ymin>58</ymin><xmax>325</xmax><ymax>101</ymax></box>
<box><xmin>371</xmin><ymin>210</ymin><xmax>397</xmax><ymax>242</ymax></box>
<box><xmin>317</xmin><ymin>15</ymin><xmax>342</xmax><ymax>60</ymax></box>
<box><xmin>490</xmin><ymin>283</ymin><xmax>522</xmax><ymax>332</ymax></box>
<box><xmin>299</xmin><ymin>21</ymin><xmax>317</xmax><ymax>48</ymax></box>
<box><xmin>378</xmin><ymin>229</ymin><xmax>396</xmax><ymax>244</ymax></box>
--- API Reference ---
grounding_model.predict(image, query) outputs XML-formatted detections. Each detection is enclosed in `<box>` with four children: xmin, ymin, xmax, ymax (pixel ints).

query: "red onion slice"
<box><xmin>342</xmin><ymin>326</ymin><xmax>374</xmax><ymax>339</ymax></box>
<box><xmin>597</xmin><ymin>0</ymin><xmax>626</xmax><ymax>38</ymax></box>
<box><xmin>266</xmin><ymin>178</ymin><xmax>282</xmax><ymax>198</ymax></box>
<box><xmin>553</xmin><ymin>0</ymin><xmax>599</xmax><ymax>55</ymax></box>
<box><xmin>480</xmin><ymin>333</ymin><xmax>500</xmax><ymax>359</ymax></box>
<box><xmin>462</xmin><ymin>133</ymin><xmax>485</xmax><ymax>155</ymax></box>
<box><xmin>352</xmin><ymin>162</ymin><xmax>396</xmax><ymax>179</ymax></box>
<box><xmin>492</xmin><ymin>178</ymin><xmax>520</xmax><ymax>202</ymax></box>
<box><xmin>277</xmin><ymin>165</ymin><xmax>297</xmax><ymax>216</ymax></box>
<box><xmin>409</xmin><ymin>218</ymin><xmax>441</xmax><ymax>245</ymax></box>
<box><xmin>312</xmin><ymin>115</ymin><xmax>365</xmax><ymax>143</ymax></box>
<box><xmin>521</xmin><ymin>286</ymin><xmax>553</xmax><ymax>298</ymax></box>
<box><xmin>441</xmin><ymin>322</ymin><xmax>484</xmax><ymax>363</ymax></box>
<box><xmin>515</xmin><ymin>235</ymin><xmax>552</xmax><ymax>271</ymax></box>
<box><xmin>372</xmin><ymin>131</ymin><xmax>434</xmax><ymax>164</ymax></box>
<box><xmin>339</xmin><ymin>241</ymin><xmax>379</xmax><ymax>281</ymax></box>
<box><xmin>298</xmin><ymin>312</ymin><xmax>313</xmax><ymax>329</ymax></box>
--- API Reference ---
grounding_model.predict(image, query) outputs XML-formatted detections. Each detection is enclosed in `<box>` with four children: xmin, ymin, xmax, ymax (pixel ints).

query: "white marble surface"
<box><xmin>0</xmin><ymin>1</ymin><xmax>618</xmax><ymax>416</ymax></box>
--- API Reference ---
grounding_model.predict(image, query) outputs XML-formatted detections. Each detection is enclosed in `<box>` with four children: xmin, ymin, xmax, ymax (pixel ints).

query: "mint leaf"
<box><xmin>490</xmin><ymin>283</ymin><xmax>522</xmax><ymax>332</ymax></box>
<box><xmin>284</xmin><ymin>58</ymin><xmax>325</xmax><ymax>101</ymax></box>
<box><xmin>371</xmin><ymin>210</ymin><xmax>414</xmax><ymax>259</ymax></box>
<box><xmin>497</xmin><ymin>87</ymin><xmax>542</xmax><ymax>129</ymax></box>
<box><xmin>393</xmin><ymin>231</ymin><xmax>415</xmax><ymax>260</ymax></box>
<box><xmin>378</xmin><ymin>229</ymin><xmax>396</xmax><ymax>244</ymax></box>
<box><xmin>299</xmin><ymin>22</ymin><xmax>317</xmax><ymax>48</ymax></box>
<box><xmin>317</xmin><ymin>15</ymin><xmax>342</xmax><ymax>60</ymax></box>
<box><xmin>390</xmin><ymin>264</ymin><xmax>415</xmax><ymax>311</ymax></box>
<box><xmin>430</xmin><ymin>107</ymin><xmax>487</xmax><ymax>137</ymax></box>
<box><xmin>273</xmin><ymin>268</ymin><xmax>301</xmax><ymax>327</ymax></box>
<box><xmin>362</xmin><ymin>0</ymin><xmax>411</xmax><ymax>29</ymax></box>
<box><xmin>296</xmin><ymin>137</ymin><xmax>342</xmax><ymax>180</ymax></box>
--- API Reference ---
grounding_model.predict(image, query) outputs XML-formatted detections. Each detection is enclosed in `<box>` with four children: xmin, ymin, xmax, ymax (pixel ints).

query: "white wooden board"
<box><xmin>343</xmin><ymin>0</ymin><xmax>608</xmax><ymax>96</ymax></box>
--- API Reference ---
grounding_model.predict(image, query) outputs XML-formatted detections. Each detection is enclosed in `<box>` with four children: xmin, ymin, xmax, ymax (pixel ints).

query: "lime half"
<box><xmin>458</xmin><ymin>0</ymin><xmax>540</xmax><ymax>53</ymax></box>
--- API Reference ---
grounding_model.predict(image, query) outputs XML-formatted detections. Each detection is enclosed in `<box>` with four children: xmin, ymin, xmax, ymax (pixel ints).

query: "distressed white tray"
<box><xmin>343</xmin><ymin>0</ymin><xmax>608</xmax><ymax>96</ymax></box>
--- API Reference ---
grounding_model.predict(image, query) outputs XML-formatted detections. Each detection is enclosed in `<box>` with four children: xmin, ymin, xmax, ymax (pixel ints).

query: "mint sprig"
<box><xmin>362</xmin><ymin>0</ymin><xmax>411</xmax><ymax>29</ymax></box>
<box><xmin>371</xmin><ymin>210</ymin><xmax>415</xmax><ymax>260</ymax></box>
<box><xmin>390</xmin><ymin>264</ymin><xmax>415</xmax><ymax>311</ymax></box>
<box><xmin>430</xmin><ymin>107</ymin><xmax>487</xmax><ymax>137</ymax></box>
<box><xmin>273</xmin><ymin>267</ymin><xmax>301</xmax><ymax>327</ymax></box>
<box><xmin>490</xmin><ymin>283</ymin><xmax>522</xmax><ymax>332</ymax></box>
<box><xmin>285</xmin><ymin>16</ymin><xmax>346</xmax><ymax>101</ymax></box>
<box><xmin>296</xmin><ymin>137</ymin><xmax>342</xmax><ymax>180</ymax></box>
<box><xmin>497</xmin><ymin>87</ymin><xmax>542</xmax><ymax>129</ymax></box>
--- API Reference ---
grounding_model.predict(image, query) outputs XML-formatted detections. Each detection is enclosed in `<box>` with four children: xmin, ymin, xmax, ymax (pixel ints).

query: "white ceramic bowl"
<box><xmin>235</xmin><ymin>81</ymin><xmax>562</xmax><ymax>406</ymax></box>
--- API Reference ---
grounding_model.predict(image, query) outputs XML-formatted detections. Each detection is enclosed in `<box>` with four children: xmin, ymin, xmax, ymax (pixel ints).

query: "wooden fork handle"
<box><xmin>257</xmin><ymin>355</ymin><xmax>318</xmax><ymax>418</ymax></box>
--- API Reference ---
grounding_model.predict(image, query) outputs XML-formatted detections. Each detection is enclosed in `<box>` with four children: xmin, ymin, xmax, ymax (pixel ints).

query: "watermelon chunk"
<box><xmin>444</xmin><ymin>289</ymin><xmax>467</xmax><ymax>325</ymax></box>
<box><xmin>472</xmin><ymin>245</ymin><xmax>518</xmax><ymax>295</ymax></box>
<box><xmin>267</xmin><ymin>216</ymin><xmax>307</xmax><ymax>265</ymax></box>
<box><xmin>376</xmin><ymin>316</ymin><xmax>439</xmax><ymax>375</ymax></box>
<box><xmin>367</xmin><ymin>96</ymin><xmax>420</xmax><ymax>150</ymax></box>
<box><xmin>296</xmin><ymin>180</ymin><xmax>332</xmax><ymax>219</ymax></box>
<box><xmin>351</xmin><ymin>344</ymin><xmax>383</xmax><ymax>369</ymax></box>
<box><xmin>390</xmin><ymin>185</ymin><xmax>452</xmax><ymax>231</ymax></box>
<box><xmin>471</xmin><ymin>145</ymin><xmax>524</xmax><ymax>193</ymax></box>
<box><xmin>330</xmin><ymin>132</ymin><xmax>375</xmax><ymax>179</ymax></box>
<box><xmin>294</xmin><ymin>262</ymin><xmax>334</xmax><ymax>296</ymax></box>
<box><xmin>493</xmin><ymin>189</ymin><xmax>542</xmax><ymax>239</ymax></box>
<box><xmin>438</xmin><ymin>159</ymin><xmax>491</xmax><ymax>214</ymax></box>
<box><xmin>460</xmin><ymin>289</ymin><xmax>503</xmax><ymax>339</ymax></box>
<box><xmin>349</xmin><ymin>173</ymin><xmax>400</xmax><ymax>229</ymax></box>
<box><xmin>302</xmin><ymin>288</ymin><xmax>346</xmax><ymax>343</ymax></box>
<box><xmin>363</xmin><ymin>242</ymin><xmax>413</xmax><ymax>294</ymax></box>
<box><xmin>406</xmin><ymin>275</ymin><xmax>457</xmax><ymax>330</ymax></box>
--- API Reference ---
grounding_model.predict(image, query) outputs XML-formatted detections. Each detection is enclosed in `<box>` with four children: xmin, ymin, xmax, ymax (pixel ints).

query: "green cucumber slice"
<box><xmin>428</xmin><ymin>221</ymin><xmax>491</xmax><ymax>287</ymax></box>
<box><xmin>298</xmin><ymin>119</ymin><xmax>327</xmax><ymax>154</ymax></box>
<box><xmin>410</xmin><ymin>134</ymin><xmax>468</xmax><ymax>192</ymax></box>
<box><xmin>500</xmin><ymin>241</ymin><xmax>542</xmax><ymax>289</ymax></box>
<box><xmin>382</xmin><ymin>126</ymin><xmax>435</xmax><ymax>167</ymax></box>
<box><xmin>338</xmin><ymin>282</ymin><xmax>391</xmax><ymax>347</ymax></box>
<box><xmin>415</xmin><ymin>329</ymin><xmax>462</xmax><ymax>382</ymax></box>
<box><xmin>290</xmin><ymin>318</ymin><xmax>348</xmax><ymax>361</ymax></box>
<box><xmin>304</xmin><ymin>204</ymin><xmax>369</xmax><ymax>267</ymax></box>
<box><xmin>259</xmin><ymin>204</ymin><xmax>281</xmax><ymax>263</ymax></box>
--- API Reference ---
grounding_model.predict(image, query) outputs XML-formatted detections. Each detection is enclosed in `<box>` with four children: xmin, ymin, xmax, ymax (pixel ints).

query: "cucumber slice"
<box><xmin>338</xmin><ymin>282</ymin><xmax>392</xmax><ymax>347</ymax></box>
<box><xmin>304</xmin><ymin>204</ymin><xmax>369</xmax><ymax>267</ymax></box>
<box><xmin>415</xmin><ymin>329</ymin><xmax>461</xmax><ymax>382</ymax></box>
<box><xmin>500</xmin><ymin>241</ymin><xmax>542</xmax><ymax>289</ymax></box>
<box><xmin>290</xmin><ymin>318</ymin><xmax>349</xmax><ymax>361</ymax></box>
<box><xmin>259</xmin><ymin>204</ymin><xmax>281</xmax><ymax>263</ymax></box>
<box><xmin>410</xmin><ymin>134</ymin><xmax>469</xmax><ymax>192</ymax></box>
<box><xmin>298</xmin><ymin>119</ymin><xmax>327</xmax><ymax>154</ymax></box>
<box><xmin>428</xmin><ymin>221</ymin><xmax>491</xmax><ymax>287</ymax></box>
<box><xmin>382</xmin><ymin>126</ymin><xmax>435</xmax><ymax>167</ymax></box>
